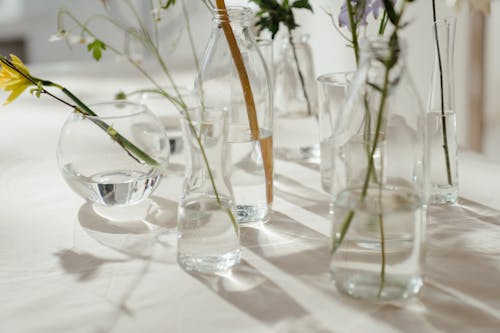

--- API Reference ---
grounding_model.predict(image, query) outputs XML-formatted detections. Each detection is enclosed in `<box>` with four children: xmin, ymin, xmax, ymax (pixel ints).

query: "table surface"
<box><xmin>1</xmin><ymin>66</ymin><xmax>500</xmax><ymax>333</ymax></box>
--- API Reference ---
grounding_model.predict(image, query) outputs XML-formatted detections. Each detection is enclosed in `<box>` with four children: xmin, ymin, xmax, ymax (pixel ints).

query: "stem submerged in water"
<box><xmin>288</xmin><ymin>28</ymin><xmax>312</xmax><ymax>116</ymax></box>
<box><xmin>432</xmin><ymin>0</ymin><xmax>453</xmax><ymax>186</ymax></box>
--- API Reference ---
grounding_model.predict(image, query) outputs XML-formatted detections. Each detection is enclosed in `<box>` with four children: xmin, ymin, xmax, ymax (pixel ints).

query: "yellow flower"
<box><xmin>0</xmin><ymin>54</ymin><xmax>33</xmax><ymax>105</ymax></box>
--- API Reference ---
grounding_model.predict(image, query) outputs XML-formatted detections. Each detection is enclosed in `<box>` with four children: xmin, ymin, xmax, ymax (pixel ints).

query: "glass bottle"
<box><xmin>196</xmin><ymin>6</ymin><xmax>273</xmax><ymax>225</ymax></box>
<box><xmin>177</xmin><ymin>107</ymin><xmax>240</xmax><ymax>272</ymax></box>
<box><xmin>274</xmin><ymin>32</ymin><xmax>319</xmax><ymax>162</ymax></box>
<box><xmin>427</xmin><ymin>17</ymin><xmax>458</xmax><ymax>204</ymax></box>
<box><xmin>329</xmin><ymin>37</ymin><xmax>428</xmax><ymax>301</ymax></box>
<box><xmin>317</xmin><ymin>72</ymin><xmax>353</xmax><ymax>194</ymax></box>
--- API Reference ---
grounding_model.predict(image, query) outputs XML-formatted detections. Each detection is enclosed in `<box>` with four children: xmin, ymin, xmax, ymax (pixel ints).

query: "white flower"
<box><xmin>447</xmin><ymin>0</ymin><xmax>491</xmax><ymax>14</ymax></box>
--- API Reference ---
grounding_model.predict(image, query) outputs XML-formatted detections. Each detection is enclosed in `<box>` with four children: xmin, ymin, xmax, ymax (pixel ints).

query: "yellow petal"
<box><xmin>9</xmin><ymin>54</ymin><xmax>30</xmax><ymax>75</ymax></box>
<box><xmin>3</xmin><ymin>83</ymin><xmax>29</xmax><ymax>105</ymax></box>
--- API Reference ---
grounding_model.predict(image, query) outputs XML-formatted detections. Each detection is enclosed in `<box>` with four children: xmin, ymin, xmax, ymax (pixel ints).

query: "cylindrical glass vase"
<box><xmin>317</xmin><ymin>72</ymin><xmax>352</xmax><ymax>195</ymax></box>
<box><xmin>177</xmin><ymin>107</ymin><xmax>240</xmax><ymax>273</ymax></box>
<box><xmin>274</xmin><ymin>32</ymin><xmax>319</xmax><ymax>162</ymax></box>
<box><xmin>195</xmin><ymin>6</ymin><xmax>273</xmax><ymax>225</ymax></box>
<box><xmin>427</xmin><ymin>17</ymin><xmax>458</xmax><ymax>205</ymax></box>
<box><xmin>329</xmin><ymin>37</ymin><xmax>428</xmax><ymax>302</ymax></box>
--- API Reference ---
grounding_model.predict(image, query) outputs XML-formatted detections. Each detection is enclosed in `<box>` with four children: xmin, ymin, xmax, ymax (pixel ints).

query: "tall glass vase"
<box><xmin>177</xmin><ymin>108</ymin><xmax>240</xmax><ymax>272</ymax></box>
<box><xmin>196</xmin><ymin>6</ymin><xmax>273</xmax><ymax>225</ymax></box>
<box><xmin>428</xmin><ymin>17</ymin><xmax>458</xmax><ymax>205</ymax></box>
<box><xmin>329</xmin><ymin>37</ymin><xmax>427</xmax><ymax>302</ymax></box>
<box><xmin>274</xmin><ymin>32</ymin><xmax>319</xmax><ymax>162</ymax></box>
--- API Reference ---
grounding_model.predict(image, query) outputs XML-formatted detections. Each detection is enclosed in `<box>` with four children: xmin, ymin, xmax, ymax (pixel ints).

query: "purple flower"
<box><xmin>339</xmin><ymin>0</ymin><xmax>395</xmax><ymax>31</ymax></box>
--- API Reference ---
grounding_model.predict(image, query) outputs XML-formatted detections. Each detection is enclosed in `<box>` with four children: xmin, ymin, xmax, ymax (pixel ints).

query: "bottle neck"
<box><xmin>359</xmin><ymin>36</ymin><xmax>406</xmax><ymax>80</ymax></box>
<box><xmin>213</xmin><ymin>6</ymin><xmax>252</xmax><ymax>28</ymax></box>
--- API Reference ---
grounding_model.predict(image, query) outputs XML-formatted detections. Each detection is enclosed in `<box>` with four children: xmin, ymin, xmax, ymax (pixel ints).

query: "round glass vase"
<box><xmin>57</xmin><ymin>101</ymin><xmax>170</xmax><ymax>212</ymax></box>
<box><xmin>177</xmin><ymin>107</ymin><xmax>240</xmax><ymax>273</ymax></box>
<box><xmin>329</xmin><ymin>37</ymin><xmax>428</xmax><ymax>302</ymax></box>
<box><xmin>195</xmin><ymin>6</ymin><xmax>273</xmax><ymax>225</ymax></box>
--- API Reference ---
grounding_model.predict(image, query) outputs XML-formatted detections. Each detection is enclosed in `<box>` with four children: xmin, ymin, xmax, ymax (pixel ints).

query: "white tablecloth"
<box><xmin>1</xmin><ymin>66</ymin><xmax>500</xmax><ymax>333</ymax></box>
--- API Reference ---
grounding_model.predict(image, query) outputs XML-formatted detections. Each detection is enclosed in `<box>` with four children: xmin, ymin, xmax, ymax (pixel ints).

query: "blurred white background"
<box><xmin>0</xmin><ymin>0</ymin><xmax>499</xmax><ymax>160</ymax></box>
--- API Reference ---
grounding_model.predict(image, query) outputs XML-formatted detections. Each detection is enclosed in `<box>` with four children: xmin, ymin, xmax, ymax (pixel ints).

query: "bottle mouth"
<box><xmin>213</xmin><ymin>6</ymin><xmax>252</xmax><ymax>24</ymax></box>
<box><xmin>433</xmin><ymin>16</ymin><xmax>456</xmax><ymax>28</ymax></box>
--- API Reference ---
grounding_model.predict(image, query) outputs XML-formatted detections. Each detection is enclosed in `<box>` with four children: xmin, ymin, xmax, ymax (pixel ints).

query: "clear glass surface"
<box><xmin>427</xmin><ymin>17</ymin><xmax>458</xmax><ymax>204</ymax></box>
<box><xmin>195</xmin><ymin>6</ymin><xmax>273</xmax><ymax>225</ymax></box>
<box><xmin>329</xmin><ymin>37</ymin><xmax>428</xmax><ymax>302</ymax></box>
<box><xmin>178</xmin><ymin>107</ymin><xmax>240</xmax><ymax>272</ymax></box>
<box><xmin>57</xmin><ymin>101</ymin><xmax>169</xmax><ymax>207</ymax></box>
<box><xmin>317</xmin><ymin>72</ymin><xmax>353</xmax><ymax>194</ymax></box>
<box><xmin>331</xmin><ymin>187</ymin><xmax>424</xmax><ymax>301</ymax></box>
<box><xmin>274</xmin><ymin>32</ymin><xmax>319</xmax><ymax>162</ymax></box>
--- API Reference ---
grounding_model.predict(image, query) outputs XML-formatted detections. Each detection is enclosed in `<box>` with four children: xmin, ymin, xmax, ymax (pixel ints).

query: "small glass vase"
<box><xmin>274</xmin><ymin>32</ymin><xmax>319</xmax><ymax>162</ymax></box>
<box><xmin>57</xmin><ymin>101</ymin><xmax>169</xmax><ymax>210</ymax></box>
<box><xmin>177</xmin><ymin>107</ymin><xmax>240</xmax><ymax>273</ymax></box>
<box><xmin>317</xmin><ymin>72</ymin><xmax>352</xmax><ymax>194</ymax></box>
<box><xmin>138</xmin><ymin>86</ymin><xmax>195</xmax><ymax>156</ymax></box>
<box><xmin>196</xmin><ymin>6</ymin><xmax>273</xmax><ymax>225</ymax></box>
<box><xmin>329</xmin><ymin>37</ymin><xmax>427</xmax><ymax>302</ymax></box>
<box><xmin>427</xmin><ymin>17</ymin><xmax>458</xmax><ymax>205</ymax></box>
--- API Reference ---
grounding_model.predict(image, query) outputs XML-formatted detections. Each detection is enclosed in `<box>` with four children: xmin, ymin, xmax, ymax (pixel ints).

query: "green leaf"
<box><xmin>87</xmin><ymin>39</ymin><xmax>107</xmax><ymax>61</ymax></box>
<box><xmin>292</xmin><ymin>0</ymin><xmax>312</xmax><ymax>12</ymax></box>
<box><xmin>250</xmin><ymin>0</ymin><xmax>312</xmax><ymax>38</ymax></box>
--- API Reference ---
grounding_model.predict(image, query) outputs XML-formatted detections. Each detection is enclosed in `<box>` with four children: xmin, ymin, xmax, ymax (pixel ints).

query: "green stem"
<box><xmin>332</xmin><ymin>64</ymin><xmax>390</xmax><ymax>252</ymax></box>
<box><xmin>185</xmin><ymin>111</ymin><xmax>238</xmax><ymax>233</ymax></box>
<box><xmin>378</xmin><ymin>11</ymin><xmax>389</xmax><ymax>35</ymax></box>
<box><xmin>288</xmin><ymin>28</ymin><xmax>312</xmax><ymax>116</ymax></box>
<box><xmin>432</xmin><ymin>0</ymin><xmax>453</xmax><ymax>186</ymax></box>
<box><xmin>59</xmin><ymin>85</ymin><xmax>160</xmax><ymax>166</ymax></box>
<box><xmin>345</xmin><ymin>0</ymin><xmax>359</xmax><ymax>65</ymax></box>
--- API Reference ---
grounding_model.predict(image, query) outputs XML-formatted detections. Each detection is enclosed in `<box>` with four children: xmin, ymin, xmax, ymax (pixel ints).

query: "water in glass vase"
<box><xmin>330</xmin><ymin>187</ymin><xmax>425</xmax><ymax>301</ymax></box>
<box><xmin>62</xmin><ymin>163</ymin><xmax>161</xmax><ymax>206</ymax></box>
<box><xmin>177</xmin><ymin>197</ymin><xmax>241</xmax><ymax>272</ymax></box>
<box><xmin>229</xmin><ymin>126</ymin><xmax>273</xmax><ymax>224</ymax></box>
<box><xmin>427</xmin><ymin>110</ymin><xmax>458</xmax><ymax>204</ymax></box>
<box><xmin>275</xmin><ymin>112</ymin><xmax>320</xmax><ymax>162</ymax></box>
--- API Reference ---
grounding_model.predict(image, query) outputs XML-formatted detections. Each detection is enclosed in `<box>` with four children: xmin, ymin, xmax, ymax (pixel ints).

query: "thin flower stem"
<box><xmin>57</xmin><ymin>84</ymin><xmax>160</xmax><ymax>166</ymax></box>
<box><xmin>432</xmin><ymin>0</ymin><xmax>453</xmax><ymax>186</ymax></box>
<box><xmin>184</xmin><ymin>111</ymin><xmax>238</xmax><ymax>233</ymax></box>
<box><xmin>288</xmin><ymin>28</ymin><xmax>312</xmax><ymax>116</ymax></box>
<box><xmin>0</xmin><ymin>56</ymin><xmax>160</xmax><ymax>166</ymax></box>
<box><xmin>346</xmin><ymin>0</ymin><xmax>360</xmax><ymax>65</ymax></box>
<box><xmin>332</xmin><ymin>65</ymin><xmax>390</xmax><ymax>253</ymax></box>
<box><xmin>378</xmin><ymin>11</ymin><xmax>389</xmax><ymax>35</ymax></box>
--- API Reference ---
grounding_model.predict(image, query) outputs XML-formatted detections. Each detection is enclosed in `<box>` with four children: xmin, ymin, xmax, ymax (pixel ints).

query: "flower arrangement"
<box><xmin>0</xmin><ymin>1</ymin><xmax>241</xmax><ymax>232</ymax></box>
<box><xmin>328</xmin><ymin>0</ymin><xmax>395</xmax><ymax>66</ymax></box>
<box><xmin>0</xmin><ymin>54</ymin><xmax>159</xmax><ymax>167</ymax></box>
<box><xmin>329</xmin><ymin>0</ymin><xmax>421</xmax><ymax>299</ymax></box>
